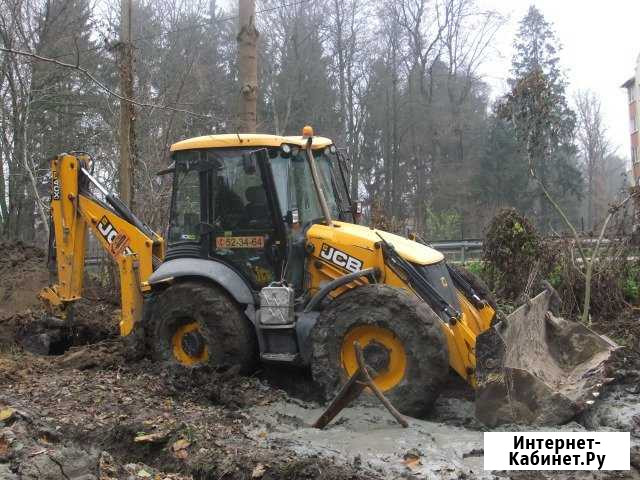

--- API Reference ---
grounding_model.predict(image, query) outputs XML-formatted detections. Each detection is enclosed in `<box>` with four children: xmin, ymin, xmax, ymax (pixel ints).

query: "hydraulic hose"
<box><xmin>304</xmin><ymin>267</ymin><xmax>379</xmax><ymax>313</ymax></box>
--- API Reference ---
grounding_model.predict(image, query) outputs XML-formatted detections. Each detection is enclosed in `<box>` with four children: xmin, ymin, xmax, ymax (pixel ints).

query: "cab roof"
<box><xmin>170</xmin><ymin>133</ymin><xmax>333</xmax><ymax>152</ymax></box>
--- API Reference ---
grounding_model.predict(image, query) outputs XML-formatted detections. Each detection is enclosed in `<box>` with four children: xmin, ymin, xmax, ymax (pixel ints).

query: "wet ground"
<box><xmin>1</xmin><ymin>241</ymin><xmax>639</xmax><ymax>479</ymax></box>
<box><xmin>246</xmin><ymin>383</ymin><xmax>640</xmax><ymax>479</ymax></box>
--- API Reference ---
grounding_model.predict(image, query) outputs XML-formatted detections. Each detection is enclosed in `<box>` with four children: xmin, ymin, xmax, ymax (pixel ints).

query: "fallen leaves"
<box><xmin>172</xmin><ymin>438</ymin><xmax>190</xmax><ymax>451</ymax></box>
<box><xmin>251</xmin><ymin>463</ymin><xmax>267</xmax><ymax>478</ymax></box>
<box><xmin>0</xmin><ymin>436</ymin><xmax>9</xmax><ymax>457</ymax></box>
<box><xmin>403</xmin><ymin>449</ymin><xmax>422</xmax><ymax>472</ymax></box>
<box><xmin>0</xmin><ymin>407</ymin><xmax>15</xmax><ymax>422</ymax></box>
<box><xmin>172</xmin><ymin>438</ymin><xmax>190</xmax><ymax>459</ymax></box>
<box><xmin>133</xmin><ymin>432</ymin><xmax>168</xmax><ymax>444</ymax></box>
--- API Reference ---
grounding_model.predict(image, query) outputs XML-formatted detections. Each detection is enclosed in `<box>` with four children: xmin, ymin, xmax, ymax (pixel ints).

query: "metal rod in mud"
<box><xmin>354</xmin><ymin>342</ymin><xmax>408</xmax><ymax>428</ymax></box>
<box><xmin>312</xmin><ymin>367</ymin><xmax>367</xmax><ymax>429</ymax></box>
<box><xmin>312</xmin><ymin>342</ymin><xmax>408</xmax><ymax>429</ymax></box>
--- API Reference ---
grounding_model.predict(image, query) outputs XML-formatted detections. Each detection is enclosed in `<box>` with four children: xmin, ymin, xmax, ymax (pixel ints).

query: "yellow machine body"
<box><xmin>42</xmin><ymin>154</ymin><xmax>165</xmax><ymax>336</ymax></box>
<box><xmin>42</xmin><ymin>144</ymin><xmax>492</xmax><ymax>389</ymax></box>
<box><xmin>305</xmin><ymin>221</ymin><xmax>494</xmax><ymax>386</ymax></box>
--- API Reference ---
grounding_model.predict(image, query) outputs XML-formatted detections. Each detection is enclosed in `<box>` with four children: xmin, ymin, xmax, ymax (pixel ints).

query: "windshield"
<box><xmin>168</xmin><ymin>146</ymin><xmax>353</xmax><ymax>244</ymax></box>
<box><xmin>271</xmin><ymin>148</ymin><xmax>353</xmax><ymax>225</ymax></box>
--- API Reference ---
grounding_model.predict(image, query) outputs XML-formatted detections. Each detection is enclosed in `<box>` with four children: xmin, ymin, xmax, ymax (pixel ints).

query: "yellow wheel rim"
<box><xmin>341</xmin><ymin>325</ymin><xmax>407</xmax><ymax>392</ymax></box>
<box><xmin>171</xmin><ymin>321</ymin><xmax>209</xmax><ymax>366</ymax></box>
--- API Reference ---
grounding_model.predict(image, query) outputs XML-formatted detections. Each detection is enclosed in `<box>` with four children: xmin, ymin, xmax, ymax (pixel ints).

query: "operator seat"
<box><xmin>245</xmin><ymin>185</ymin><xmax>269</xmax><ymax>227</ymax></box>
<box><xmin>215</xmin><ymin>177</ymin><xmax>245</xmax><ymax>228</ymax></box>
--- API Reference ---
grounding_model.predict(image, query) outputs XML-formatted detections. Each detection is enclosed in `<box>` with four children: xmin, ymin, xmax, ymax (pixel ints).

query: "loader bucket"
<box><xmin>475</xmin><ymin>290</ymin><xmax>618</xmax><ymax>427</ymax></box>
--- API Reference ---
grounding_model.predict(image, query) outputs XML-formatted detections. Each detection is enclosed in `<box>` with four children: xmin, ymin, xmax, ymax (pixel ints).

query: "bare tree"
<box><xmin>237</xmin><ymin>0</ymin><xmax>258</xmax><ymax>132</ymax></box>
<box><xmin>575</xmin><ymin>89</ymin><xmax>614</xmax><ymax>231</ymax></box>
<box><xmin>118</xmin><ymin>0</ymin><xmax>136</xmax><ymax>209</ymax></box>
<box><xmin>326</xmin><ymin>0</ymin><xmax>370</xmax><ymax>197</ymax></box>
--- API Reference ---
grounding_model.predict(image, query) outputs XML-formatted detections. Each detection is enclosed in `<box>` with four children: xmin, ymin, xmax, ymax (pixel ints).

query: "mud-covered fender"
<box><xmin>295</xmin><ymin>310</ymin><xmax>320</xmax><ymax>366</ymax></box>
<box><xmin>148</xmin><ymin>258</ymin><xmax>255</xmax><ymax>306</ymax></box>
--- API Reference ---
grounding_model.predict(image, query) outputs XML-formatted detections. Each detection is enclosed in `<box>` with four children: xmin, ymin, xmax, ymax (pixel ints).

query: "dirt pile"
<box><xmin>0</xmin><ymin>241</ymin><xmax>49</xmax><ymax>319</ymax></box>
<box><xmin>1</xmin><ymin>298</ymin><xmax>119</xmax><ymax>356</ymax></box>
<box><xmin>0</xmin><ymin>239</ymin><xmax>120</xmax><ymax>356</ymax></box>
<box><xmin>0</xmin><ymin>400</ymin><xmax>192</xmax><ymax>480</ymax></box>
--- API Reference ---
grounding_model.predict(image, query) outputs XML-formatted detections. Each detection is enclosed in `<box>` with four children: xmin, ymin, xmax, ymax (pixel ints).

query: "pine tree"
<box><xmin>473</xmin><ymin>115</ymin><xmax>531</xmax><ymax>220</ymax></box>
<box><xmin>498</xmin><ymin>5</ymin><xmax>582</xmax><ymax>231</ymax></box>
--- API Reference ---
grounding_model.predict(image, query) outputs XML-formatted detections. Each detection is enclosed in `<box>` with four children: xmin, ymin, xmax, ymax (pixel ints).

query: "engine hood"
<box><xmin>306</xmin><ymin>221</ymin><xmax>444</xmax><ymax>266</ymax></box>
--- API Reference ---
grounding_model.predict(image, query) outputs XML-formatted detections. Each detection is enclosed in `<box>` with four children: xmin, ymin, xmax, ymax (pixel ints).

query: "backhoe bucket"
<box><xmin>475</xmin><ymin>290</ymin><xmax>618</xmax><ymax>427</ymax></box>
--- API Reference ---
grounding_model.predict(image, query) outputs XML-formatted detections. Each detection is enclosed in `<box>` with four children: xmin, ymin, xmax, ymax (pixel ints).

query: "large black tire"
<box><xmin>149</xmin><ymin>281</ymin><xmax>257</xmax><ymax>372</ymax></box>
<box><xmin>311</xmin><ymin>284</ymin><xmax>449</xmax><ymax>418</ymax></box>
<box><xmin>449</xmin><ymin>264</ymin><xmax>497</xmax><ymax>310</ymax></box>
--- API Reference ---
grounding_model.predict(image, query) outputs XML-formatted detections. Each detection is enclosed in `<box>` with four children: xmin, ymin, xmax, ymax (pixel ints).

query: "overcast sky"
<box><xmin>476</xmin><ymin>0</ymin><xmax>640</xmax><ymax>160</ymax></box>
<box><xmin>238</xmin><ymin>0</ymin><xmax>639</xmax><ymax>159</ymax></box>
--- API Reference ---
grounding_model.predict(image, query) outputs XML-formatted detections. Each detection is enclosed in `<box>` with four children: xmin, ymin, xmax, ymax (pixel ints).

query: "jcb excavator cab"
<box><xmin>162</xmin><ymin>134</ymin><xmax>354</xmax><ymax>291</ymax></box>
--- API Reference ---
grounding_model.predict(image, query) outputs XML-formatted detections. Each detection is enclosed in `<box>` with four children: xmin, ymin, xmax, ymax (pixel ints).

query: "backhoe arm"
<box><xmin>40</xmin><ymin>153</ymin><xmax>165</xmax><ymax>336</ymax></box>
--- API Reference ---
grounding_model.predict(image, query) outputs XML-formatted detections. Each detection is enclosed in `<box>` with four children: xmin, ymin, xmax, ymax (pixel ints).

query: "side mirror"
<box><xmin>286</xmin><ymin>208</ymin><xmax>300</xmax><ymax>226</ymax></box>
<box><xmin>156</xmin><ymin>162</ymin><xmax>175</xmax><ymax>176</ymax></box>
<box><xmin>353</xmin><ymin>201</ymin><xmax>363</xmax><ymax>223</ymax></box>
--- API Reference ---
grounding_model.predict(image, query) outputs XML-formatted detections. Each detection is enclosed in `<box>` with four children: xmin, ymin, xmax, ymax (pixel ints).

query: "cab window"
<box><xmin>168</xmin><ymin>155</ymin><xmax>201</xmax><ymax>242</ymax></box>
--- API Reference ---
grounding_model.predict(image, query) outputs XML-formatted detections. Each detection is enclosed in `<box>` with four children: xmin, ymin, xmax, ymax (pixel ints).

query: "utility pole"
<box><xmin>119</xmin><ymin>0</ymin><xmax>136</xmax><ymax>209</ymax></box>
<box><xmin>237</xmin><ymin>0</ymin><xmax>259</xmax><ymax>132</ymax></box>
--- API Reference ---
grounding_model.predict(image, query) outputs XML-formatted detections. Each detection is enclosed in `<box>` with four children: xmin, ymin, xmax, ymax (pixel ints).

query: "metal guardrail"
<box><xmin>427</xmin><ymin>237</ymin><xmax>634</xmax><ymax>263</ymax></box>
<box><xmin>428</xmin><ymin>239</ymin><xmax>483</xmax><ymax>263</ymax></box>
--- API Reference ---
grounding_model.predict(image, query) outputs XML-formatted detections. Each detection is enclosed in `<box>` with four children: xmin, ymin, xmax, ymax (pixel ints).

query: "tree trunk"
<box><xmin>119</xmin><ymin>0</ymin><xmax>137</xmax><ymax>209</ymax></box>
<box><xmin>237</xmin><ymin>0</ymin><xmax>259</xmax><ymax>133</ymax></box>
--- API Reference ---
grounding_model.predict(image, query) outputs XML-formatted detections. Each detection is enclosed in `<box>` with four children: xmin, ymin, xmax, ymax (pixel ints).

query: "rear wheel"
<box><xmin>150</xmin><ymin>281</ymin><xmax>257</xmax><ymax>372</ymax></box>
<box><xmin>311</xmin><ymin>284</ymin><xmax>448</xmax><ymax>418</ymax></box>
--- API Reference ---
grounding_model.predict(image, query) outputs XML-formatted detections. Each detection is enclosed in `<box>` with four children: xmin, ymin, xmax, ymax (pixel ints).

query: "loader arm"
<box><xmin>40</xmin><ymin>153</ymin><xmax>165</xmax><ymax>336</ymax></box>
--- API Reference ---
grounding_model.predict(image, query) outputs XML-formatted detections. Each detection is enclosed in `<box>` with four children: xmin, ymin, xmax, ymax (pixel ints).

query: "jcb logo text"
<box><xmin>97</xmin><ymin>216</ymin><xmax>132</xmax><ymax>256</ymax></box>
<box><xmin>320</xmin><ymin>244</ymin><xmax>363</xmax><ymax>273</ymax></box>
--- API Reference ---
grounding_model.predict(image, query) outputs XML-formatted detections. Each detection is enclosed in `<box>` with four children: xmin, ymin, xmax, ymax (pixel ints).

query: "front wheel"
<box><xmin>149</xmin><ymin>281</ymin><xmax>257</xmax><ymax>372</ymax></box>
<box><xmin>310</xmin><ymin>284</ymin><xmax>449</xmax><ymax>418</ymax></box>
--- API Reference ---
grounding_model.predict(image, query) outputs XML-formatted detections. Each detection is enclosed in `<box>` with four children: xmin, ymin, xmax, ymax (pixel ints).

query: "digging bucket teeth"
<box><xmin>475</xmin><ymin>289</ymin><xmax>619</xmax><ymax>427</ymax></box>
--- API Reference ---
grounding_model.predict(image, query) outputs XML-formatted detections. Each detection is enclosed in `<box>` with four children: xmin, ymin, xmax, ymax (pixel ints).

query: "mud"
<box><xmin>0</xmin><ymin>348</ymin><xmax>369</xmax><ymax>479</ymax></box>
<box><xmin>247</xmin><ymin>397</ymin><xmax>486</xmax><ymax>478</ymax></box>
<box><xmin>247</xmin><ymin>387</ymin><xmax>640</xmax><ymax>480</ymax></box>
<box><xmin>1</xmin><ymin>240</ymin><xmax>640</xmax><ymax>479</ymax></box>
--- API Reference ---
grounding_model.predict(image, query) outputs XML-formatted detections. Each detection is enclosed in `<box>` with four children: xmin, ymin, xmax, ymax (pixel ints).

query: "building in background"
<box><xmin>622</xmin><ymin>53</ymin><xmax>640</xmax><ymax>184</ymax></box>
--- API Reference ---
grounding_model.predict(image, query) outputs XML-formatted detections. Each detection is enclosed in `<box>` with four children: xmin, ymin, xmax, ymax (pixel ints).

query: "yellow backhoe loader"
<box><xmin>40</xmin><ymin>127</ymin><xmax>617</xmax><ymax>426</ymax></box>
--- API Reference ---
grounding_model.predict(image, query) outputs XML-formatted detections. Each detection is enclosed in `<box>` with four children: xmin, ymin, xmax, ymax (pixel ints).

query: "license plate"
<box><xmin>216</xmin><ymin>236</ymin><xmax>264</xmax><ymax>249</ymax></box>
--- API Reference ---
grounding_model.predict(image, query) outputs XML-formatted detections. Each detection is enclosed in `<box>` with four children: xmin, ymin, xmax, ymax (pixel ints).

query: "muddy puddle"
<box><xmin>245</xmin><ymin>385</ymin><xmax>640</xmax><ymax>479</ymax></box>
<box><xmin>247</xmin><ymin>400</ymin><xmax>485</xmax><ymax>478</ymax></box>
